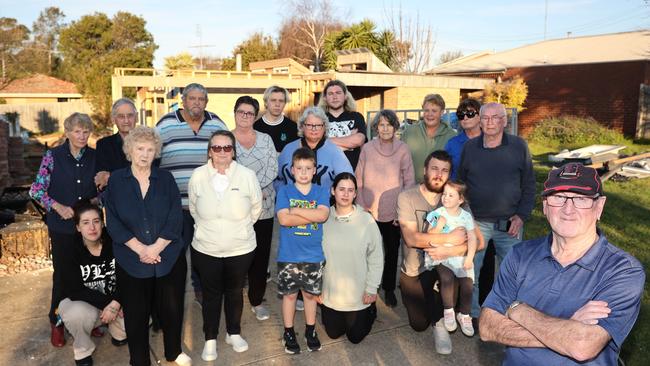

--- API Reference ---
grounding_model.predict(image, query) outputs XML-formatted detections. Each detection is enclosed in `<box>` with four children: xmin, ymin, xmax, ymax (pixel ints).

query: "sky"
<box><xmin>1</xmin><ymin>0</ymin><xmax>648</xmax><ymax>69</ymax></box>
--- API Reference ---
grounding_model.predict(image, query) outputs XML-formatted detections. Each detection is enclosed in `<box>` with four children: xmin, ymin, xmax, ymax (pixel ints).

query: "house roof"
<box><xmin>428</xmin><ymin>30</ymin><xmax>650</xmax><ymax>75</ymax></box>
<box><xmin>0</xmin><ymin>74</ymin><xmax>79</xmax><ymax>95</ymax></box>
<box><xmin>248</xmin><ymin>58</ymin><xmax>311</xmax><ymax>73</ymax></box>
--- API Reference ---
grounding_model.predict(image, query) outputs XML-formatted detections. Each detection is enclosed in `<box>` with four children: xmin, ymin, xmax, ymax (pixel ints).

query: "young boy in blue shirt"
<box><xmin>275</xmin><ymin>147</ymin><xmax>330</xmax><ymax>354</ymax></box>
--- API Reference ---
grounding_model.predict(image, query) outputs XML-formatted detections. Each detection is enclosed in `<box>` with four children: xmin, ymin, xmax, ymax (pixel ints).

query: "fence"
<box><xmin>0</xmin><ymin>99</ymin><xmax>94</xmax><ymax>134</ymax></box>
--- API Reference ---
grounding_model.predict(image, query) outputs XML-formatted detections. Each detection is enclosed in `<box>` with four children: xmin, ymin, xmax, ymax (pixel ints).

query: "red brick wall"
<box><xmin>504</xmin><ymin>61</ymin><xmax>650</xmax><ymax>136</ymax></box>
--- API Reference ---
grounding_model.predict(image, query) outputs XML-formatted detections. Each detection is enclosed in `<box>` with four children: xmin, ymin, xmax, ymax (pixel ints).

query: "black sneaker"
<box><xmin>75</xmin><ymin>355</ymin><xmax>93</xmax><ymax>366</ymax></box>
<box><xmin>385</xmin><ymin>290</ymin><xmax>398</xmax><ymax>307</ymax></box>
<box><xmin>304</xmin><ymin>328</ymin><xmax>322</xmax><ymax>352</ymax></box>
<box><xmin>283</xmin><ymin>330</ymin><xmax>301</xmax><ymax>354</ymax></box>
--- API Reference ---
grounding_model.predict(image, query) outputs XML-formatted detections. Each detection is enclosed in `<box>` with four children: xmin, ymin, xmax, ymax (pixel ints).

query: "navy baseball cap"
<box><xmin>542</xmin><ymin>162</ymin><xmax>603</xmax><ymax>197</ymax></box>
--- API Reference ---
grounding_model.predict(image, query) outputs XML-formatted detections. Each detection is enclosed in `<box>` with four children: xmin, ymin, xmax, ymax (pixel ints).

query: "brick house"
<box><xmin>427</xmin><ymin>30</ymin><xmax>650</xmax><ymax>137</ymax></box>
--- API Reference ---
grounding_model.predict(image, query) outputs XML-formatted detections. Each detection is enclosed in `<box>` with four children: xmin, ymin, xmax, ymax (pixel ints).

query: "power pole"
<box><xmin>544</xmin><ymin>0</ymin><xmax>549</xmax><ymax>40</ymax></box>
<box><xmin>189</xmin><ymin>25</ymin><xmax>215</xmax><ymax>70</ymax></box>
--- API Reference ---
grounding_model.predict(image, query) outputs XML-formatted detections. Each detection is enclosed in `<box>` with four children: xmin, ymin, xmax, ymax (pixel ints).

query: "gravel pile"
<box><xmin>0</xmin><ymin>254</ymin><xmax>51</xmax><ymax>276</ymax></box>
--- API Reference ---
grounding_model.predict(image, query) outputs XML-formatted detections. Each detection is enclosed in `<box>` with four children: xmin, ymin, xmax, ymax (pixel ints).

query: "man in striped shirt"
<box><xmin>156</xmin><ymin>83</ymin><xmax>227</xmax><ymax>304</ymax></box>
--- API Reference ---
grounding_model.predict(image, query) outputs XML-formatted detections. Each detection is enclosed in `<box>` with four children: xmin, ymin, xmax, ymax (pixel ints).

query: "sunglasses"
<box><xmin>456</xmin><ymin>110</ymin><xmax>478</xmax><ymax>119</ymax></box>
<box><xmin>210</xmin><ymin>145</ymin><xmax>233</xmax><ymax>153</ymax></box>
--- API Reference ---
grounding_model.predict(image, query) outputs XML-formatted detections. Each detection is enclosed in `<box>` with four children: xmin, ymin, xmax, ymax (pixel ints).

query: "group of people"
<box><xmin>30</xmin><ymin>79</ymin><xmax>644</xmax><ymax>366</ymax></box>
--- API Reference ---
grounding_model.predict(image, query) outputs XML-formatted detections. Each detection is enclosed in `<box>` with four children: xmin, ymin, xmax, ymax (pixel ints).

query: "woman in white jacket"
<box><xmin>188</xmin><ymin>130</ymin><xmax>262</xmax><ymax>361</ymax></box>
<box><xmin>320</xmin><ymin>172</ymin><xmax>384</xmax><ymax>344</ymax></box>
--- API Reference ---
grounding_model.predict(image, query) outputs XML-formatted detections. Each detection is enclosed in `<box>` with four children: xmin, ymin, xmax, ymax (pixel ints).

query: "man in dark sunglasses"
<box><xmin>444</xmin><ymin>98</ymin><xmax>482</xmax><ymax>179</ymax></box>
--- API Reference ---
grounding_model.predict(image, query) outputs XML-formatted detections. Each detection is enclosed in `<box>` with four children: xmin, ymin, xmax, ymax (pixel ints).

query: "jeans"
<box><xmin>471</xmin><ymin>220</ymin><xmax>522</xmax><ymax>318</ymax></box>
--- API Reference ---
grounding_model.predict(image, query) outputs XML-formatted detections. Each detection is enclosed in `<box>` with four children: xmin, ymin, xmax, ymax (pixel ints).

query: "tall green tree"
<box><xmin>31</xmin><ymin>7</ymin><xmax>66</xmax><ymax>74</ymax></box>
<box><xmin>222</xmin><ymin>32</ymin><xmax>278</xmax><ymax>71</ymax></box>
<box><xmin>322</xmin><ymin>20</ymin><xmax>396</xmax><ymax>71</ymax></box>
<box><xmin>164</xmin><ymin>52</ymin><xmax>195</xmax><ymax>70</ymax></box>
<box><xmin>58</xmin><ymin>12</ymin><xmax>157</xmax><ymax>127</ymax></box>
<box><xmin>0</xmin><ymin>17</ymin><xmax>30</xmax><ymax>80</ymax></box>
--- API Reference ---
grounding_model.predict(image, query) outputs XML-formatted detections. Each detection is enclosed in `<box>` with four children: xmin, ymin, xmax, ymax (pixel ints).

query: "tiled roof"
<box><xmin>0</xmin><ymin>74</ymin><xmax>79</xmax><ymax>94</ymax></box>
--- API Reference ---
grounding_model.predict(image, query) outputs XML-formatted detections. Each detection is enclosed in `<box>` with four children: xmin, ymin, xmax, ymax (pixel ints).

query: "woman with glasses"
<box><xmin>188</xmin><ymin>130</ymin><xmax>262</xmax><ymax>361</ymax></box>
<box><xmin>355</xmin><ymin>109</ymin><xmax>415</xmax><ymax>307</ymax></box>
<box><xmin>444</xmin><ymin>99</ymin><xmax>482</xmax><ymax>180</ymax></box>
<box><xmin>232</xmin><ymin>96</ymin><xmax>278</xmax><ymax>322</ymax></box>
<box><xmin>276</xmin><ymin>107</ymin><xmax>353</xmax><ymax>190</ymax></box>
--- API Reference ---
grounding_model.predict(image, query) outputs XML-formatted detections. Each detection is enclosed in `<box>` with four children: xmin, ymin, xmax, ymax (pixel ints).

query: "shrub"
<box><xmin>484</xmin><ymin>75</ymin><xmax>528</xmax><ymax>112</ymax></box>
<box><xmin>528</xmin><ymin>115</ymin><xmax>627</xmax><ymax>149</ymax></box>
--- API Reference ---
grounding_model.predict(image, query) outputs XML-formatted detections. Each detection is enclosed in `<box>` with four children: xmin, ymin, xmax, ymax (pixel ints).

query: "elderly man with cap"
<box><xmin>479</xmin><ymin>163</ymin><xmax>645</xmax><ymax>365</ymax></box>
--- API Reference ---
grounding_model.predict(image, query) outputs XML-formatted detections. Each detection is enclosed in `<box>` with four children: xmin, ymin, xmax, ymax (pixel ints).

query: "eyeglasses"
<box><xmin>115</xmin><ymin>113</ymin><xmax>136</xmax><ymax>121</ymax></box>
<box><xmin>480</xmin><ymin>115</ymin><xmax>505</xmax><ymax>123</ymax></box>
<box><xmin>545</xmin><ymin>194</ymin><xmax>600</xmax><ymax>209</ymax></box>
<box><xmin>303</xmin><ymin>123</ymin><xmax>324</xmax><ymax>131</ymax></box>
<box><xmin>210</xmin><ymin>145</ymin><xmax>233</xmax><ymax>153</ymax></box>
<box><xmin>456</xmin><ymin>110</ymin><xmax>478</xmax><ymax>119</ymax></box>
<box><xmin>236</xmin><ymin>110</ymin><xmax>256</xmax><ymax>119</ymax></box>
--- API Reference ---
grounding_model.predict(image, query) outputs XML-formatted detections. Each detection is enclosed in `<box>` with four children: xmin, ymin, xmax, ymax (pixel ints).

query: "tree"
<box><xmin>164</xmin><ymin>52</ymin><xmax>195</xmax><ymax>70</ymax></box>
<box><xmin>281</xmin><ymin>0</ymin><xmax>345</xmax><ymax>71</ymax></box>
<box><xmin>322</xmin><ymin>20</ymin><xmax>396</xmax><ymax>71</ymax></box>
<box><xmin>383</xmin><ymin>4</ymin><xmax>436</xmax><ymax>73</ymax></box>
<box><xmin>278</xmin><ymin>19</ymin><xmax>320</xmax><ymax>66</ymax></box>
<box><xmin>58</xmin><ymin>12</ymin><xmax>157</xmax><ymax>127</ymax></box>
<box><xmin>484</xmin><ymin>76</ymin><xmax>529</xmax><ymax>112</ymax></box>
<box><xmin>31</xmin><ymin>7</ymin><xmax>66</xmax><ymax>74</ymax></box>
<box><xmin>438</xmin><ymin>50</ymin><xmax>463</xmax><ymax>65</ymax></box>
<box><xmin>229</xmin><ymin>32</ymin><xmax>278</xmax><ymax>71</ymax></box>
<box><xmin>0</xmin><ymin>17</ymin><xmax>30</xmax><ymax>80</ymax></box>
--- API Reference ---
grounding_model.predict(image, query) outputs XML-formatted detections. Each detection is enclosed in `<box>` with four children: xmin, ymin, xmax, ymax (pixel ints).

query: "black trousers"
<box><xmin>191</xmin><ymin>247</ymin><xmax>254</xmax><ymax>340</ymax></box>
<box><xmin>321</xmin><ymin>303</ymin><xmax>377</xmax><ymax>344</ymax></box>
<box><xmin>399</xmin><ymin>270</ymin><xmax>443</xmax><ymax>332</ymax></box>
<box><xmin>376</xmin><ymin>221</ymin><xmax>401</xmax><ymax>292</ymax></box>
<box><xmin>49</xmin><ymin>231</ymin><xmax>76</xmax><ymax>324</ymax></box>
<box><xmin>248</xmin><ymin>218</ymin><xmax>274</xmax><ymax>307</ymax></box>
<box><xmin>117</xmin><ymin>254</ymin><xmax>187</xmax><ymax>366</ymax></box>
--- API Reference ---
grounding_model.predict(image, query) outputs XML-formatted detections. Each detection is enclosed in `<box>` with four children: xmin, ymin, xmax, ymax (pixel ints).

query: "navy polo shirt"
<box><xmin>95</xmin><ymin>133</ymin><xmax>129</xmax><ymax>173</ymax></box>
<box><xmin>483</xmin><ymin>232</ymin><xmax>645</xmax><ymax>365</ymax></box>
<box><xmin>104</xmin><ymin>166</ymin><xmax>184</xmax><ymax>278</ymax></box>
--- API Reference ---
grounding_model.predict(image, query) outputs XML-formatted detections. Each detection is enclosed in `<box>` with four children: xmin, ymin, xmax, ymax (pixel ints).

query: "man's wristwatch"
<box><xmin>506</xmin><ymin>300</ymin><xmax>524</xmax><ymax>319</ymax></box>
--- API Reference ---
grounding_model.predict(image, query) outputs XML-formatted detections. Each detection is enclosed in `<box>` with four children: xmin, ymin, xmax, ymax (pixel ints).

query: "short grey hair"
<box><xmin>181</xmin><ymin>83</ymin><xmax>208</xmax><ymax>101</ymax></box>
<box><xmin>479</xmin><ymin>102</ymin><xmax>506</xmax><ymax>117</ymax></box>
<box><xmin>297</xmin><ymin>107</ymin><xmax>329</xmax><ymax>138</ymax></box>
<box><xmin>122</xmin><ymin>126</ymin><xmax>162</xmax><ymax>161</ymax></box>
<box><xmin>63</xmin><ymin>112</ymin><xmax>94</xmax><ymax>132</ymax></box>
<box><xmin>263</xmin><ymin>85</ymin><xmax>290</xmax><ymax>105</ymax></box>
<box><xmin>111</xmin><ymin>98</ymin><xmax>137</xmax><ymax>117</ymax></box>
<box><xmin>371</xmin><ymin>109</ymin><xmax>400</xmax><ymax>134</ymax></box>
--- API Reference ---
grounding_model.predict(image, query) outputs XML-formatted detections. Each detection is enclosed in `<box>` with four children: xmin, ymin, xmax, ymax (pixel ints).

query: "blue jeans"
<box><xmin>471</xmin><ymin>220</ymin><xmax>523</xmax><ymax>317</ymax></box>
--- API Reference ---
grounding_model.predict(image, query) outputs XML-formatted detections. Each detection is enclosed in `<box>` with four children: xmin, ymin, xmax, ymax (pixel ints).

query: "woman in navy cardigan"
<box><xmin>104</xmin><ymin>126</ymin><xmax>190</xmax><ymax>366</ymax></box>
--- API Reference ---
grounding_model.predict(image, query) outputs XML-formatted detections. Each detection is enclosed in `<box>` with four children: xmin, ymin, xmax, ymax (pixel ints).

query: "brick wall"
<box><xmin>505</xmin><ymin>60</ymin><xmax>650</xmax><ymax>136</ymax></box>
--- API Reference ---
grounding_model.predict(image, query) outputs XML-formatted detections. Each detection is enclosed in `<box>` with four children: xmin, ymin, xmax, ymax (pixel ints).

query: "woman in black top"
<box><xmin>58</xmin><ymin>202</ymin><xmax>126</xmax><ymax>366</ymax></box>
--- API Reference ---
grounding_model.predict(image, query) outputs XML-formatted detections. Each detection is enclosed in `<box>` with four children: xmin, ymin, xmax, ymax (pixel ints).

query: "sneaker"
<box><xmin>384</xmin><ymin>290</ymin><xmax>397</xmax><ymax>307</ymax></box>
<box><xmin>457</xmin><ymin>313</ymin><xmax>474</xmax><ymax>337</ymax></box>
<box><xmin>201</xmin><ymin>339</ymin><xmax>217</xmax><ymax>361</ymax></box>
<box><xmin>443</xmin><ymin>308</ymin><xmax>457</xmax><ymax>332</ymax></box>
<box><xmin>304</xmin><ymin>328</ymin><xmax>322</xmax><ymax>352</ymax></box>
<box><xmin>433</xmin><ymin>320</ymin><xmax>452</xmax><ymax>355</ymax></box>
<box><xmin>226</xmin><ymin>334</ymin><xmax>249</xmax><ymax>353</ymax></box>
<box><xmin>174</xmin><ymin>352</ymin><xmax>192</xmax><ymax>366</ymax></box>
<box><xmin>283</xmin><ymin>329</ymin><xmax>301</xmax><ymax>354</ymax></box>
<box><xmin>75</xmin><ymin>355</ymin><xmax>93</xmax><ymax>366</ymax></box>
<box><xmin>50</xmin><ymin>323</ymin><xmax>65</xmax><ymax>347</ymax></box>
<box><xmin>252</xmin><ymin>305</ymin><xmax>270</xmax><ymax>321</ymax></box>
<box><xmin>295</xmin><ymin>299</ymin><xmax>304</xmax><ymax>311</ymax></box>
<box><xmin>111</xmin><ymin>337</ymin><xmax>128</xmax><ymax>347</ymax></box>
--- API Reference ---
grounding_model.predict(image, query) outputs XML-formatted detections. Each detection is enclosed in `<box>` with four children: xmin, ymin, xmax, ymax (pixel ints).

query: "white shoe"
<box><xmin>226</xmin><ymin>333</ymin><xmax>249</xmax><ymax>352</ymax></box>
<box><xmin>252</xmin><ymin>305</ymin><xmax>270</xmax><ymax>321</ymax></box>
<box><xmin>457</xmin><ymin>313</ymin><xmax>475</xmax><ymax>337</ymax></box>
<box><xmin>174</xmin><ymin>352</ymin><xmax>192</xmax><ymax>365</ymax></box>
<box><xmin>433</xmin><ymin>320</ymin><xmax>452</xmax><ymax>355</ymax></box>
<box><xmin>201</xmin><ymin>340</ymin><xmax>217</xmax><ymax>361</ymax></box>
<box><xmin>295</xmin><ymin>299</ymin><xmax>304</xmax><ymax>311</ymax></box>
<box><xmin>443</xmin><ymin>308</ymin><xmax>457</xmax><ymax>332</ymax></box>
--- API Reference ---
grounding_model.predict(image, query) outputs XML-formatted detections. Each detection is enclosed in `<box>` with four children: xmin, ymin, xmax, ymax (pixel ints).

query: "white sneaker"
<box><xmin>252</xmin><ymin>305</ymin><xmax>270</xmax><ymax>320</ymax></box>
<box><xmin>174</xmin><ymin>351</ymin><xmax>193</xmax><ymax>365</ymax></box>
<box><xmin>443</xmin><ymin>308</ymin><xmax>457</xmax><ymax>332</ymax></box>
<box><xmin>226</xmin><ymin>333</ymin><xmax>249</xmax><ymax>353</ymax></box>
<box><xmin>201</xmin><ymin>340</ymin><xmax>217</xmax><ymax>361</ymax></box>
<box><xmin>457</xmin><ymin>313</ymin><xmax>475</xmax><ymax>337</ymax></box>
<box><xmin>295</xmin><ymin>299</ymin><xmax>305</xmax><ymax>311</ymax></box>
<box><xmin>433</xmin><ymin>320</ymin><xmax>452</xmax><ymax>355</ymax></box>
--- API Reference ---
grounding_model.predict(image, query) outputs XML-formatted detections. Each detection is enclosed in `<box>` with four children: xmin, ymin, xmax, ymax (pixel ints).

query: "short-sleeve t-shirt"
<box><xmin>253</xmin><ymin>116</ymin><xmax>299</xmax><ymax>153</ymax></box>
<box><xmin>276</xmin><ymin>183</ymin><xmax>330</xmax><ymax>263</ymax></box>
<box><xmin>326</xmin><ymin>110</ymin><xmax>367</xmax><ymax>169</ymax></box>
<box><xmin>426</xmin><ymin>206</ymin><xmax>475</xmax><ymax>234</ymax></box>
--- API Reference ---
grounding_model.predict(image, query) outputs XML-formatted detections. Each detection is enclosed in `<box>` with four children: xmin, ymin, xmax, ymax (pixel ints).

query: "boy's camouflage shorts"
<box><xmin>277</xmin><ymin>261</ymin><xmax>325</xmax><ymax>295</ymax></box>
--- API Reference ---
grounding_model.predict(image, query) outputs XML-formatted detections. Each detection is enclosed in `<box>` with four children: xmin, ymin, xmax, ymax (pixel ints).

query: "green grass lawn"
<box><xmin>527</xmin><ymin>141</ymin><xmax>650</xmax><ymax>366</ymax></box>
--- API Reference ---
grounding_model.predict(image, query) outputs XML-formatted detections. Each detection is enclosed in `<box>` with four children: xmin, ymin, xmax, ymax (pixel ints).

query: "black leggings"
<box><xmin>321</xmin><ymin>303</ymin><xmax>377</xmax><ymax>344</ymax></box>
<box><xmin>191</xmin><ymin>247</ymin><xmax>254</xmax><ymax>339</ymax></box>
<box><xmin>117</xmin><ymin>254</ymin><xmax>187</xmax><ymax>366</ymax></box>
<box><xmin>399</xmin><ymin>270</ymin><xmax>443</xmax><ymax>331</ymax></box>
<box><xmin>436</xmin><ymin>265</ymin><xmax>473</xmax><ymax>315</ymax></box>
<box><xmin>49</xmin><ymin>231</ymin><xmax>76</xmax><ymax>324</ymax></box>
<box><xmin>248</xmin><ymin>218</ymin><xmax>273</xmax><ymax>307</ymax></box>
<box><xmin>376</xmin><ymin>221</ymin><xmax>401</xmax><ymax>292</ymax></box>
